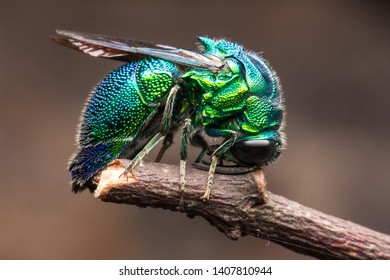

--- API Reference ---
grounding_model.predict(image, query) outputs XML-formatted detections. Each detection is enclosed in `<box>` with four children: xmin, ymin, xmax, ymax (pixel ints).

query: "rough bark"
<box><xmin>94</xmin><ymin>159</ymin><xmax>390</xmax><ymax>259</ymax></box>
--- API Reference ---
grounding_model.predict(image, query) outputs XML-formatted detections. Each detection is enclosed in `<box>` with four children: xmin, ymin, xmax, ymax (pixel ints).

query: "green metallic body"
<box><xmin>57</xmin><ymin>31</ymin><xmax>284</xmax><ymax>198</ymax></box>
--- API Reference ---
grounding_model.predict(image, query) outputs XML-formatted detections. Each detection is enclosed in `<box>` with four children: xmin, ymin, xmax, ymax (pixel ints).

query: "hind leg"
<box><xmin>121</xmin><ymin>132</ymin><xmax>164</xmax><ymax>177</ymax></box>
<box><xmin>121</xmin><ymin>85</ymin><xmax>181</xmax><ymax>177</ymax></box>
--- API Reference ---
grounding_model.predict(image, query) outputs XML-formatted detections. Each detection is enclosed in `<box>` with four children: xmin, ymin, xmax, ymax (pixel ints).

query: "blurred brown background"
<box><xmin>0</xmin><ymin>0</ymin><xmax>389</xmax><ymax>259</ymax></box>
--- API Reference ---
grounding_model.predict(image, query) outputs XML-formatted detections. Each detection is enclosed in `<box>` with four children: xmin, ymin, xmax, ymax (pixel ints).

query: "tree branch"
<box><xmin>94</xmin><ymin>159</ymin><xmax>390</xmax><ymax>259</ymax></box>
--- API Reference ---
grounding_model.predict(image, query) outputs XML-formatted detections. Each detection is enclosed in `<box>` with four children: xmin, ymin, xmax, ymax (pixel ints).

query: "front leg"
<box><xmin>201</xmin><ymin>132</ymin><xmax>239</xmax><ymax>201</ymax></box>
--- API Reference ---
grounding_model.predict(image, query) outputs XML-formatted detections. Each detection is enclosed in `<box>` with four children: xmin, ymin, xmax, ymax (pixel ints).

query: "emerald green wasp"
<box><xmin>53</xmin><ymin>30</ymin><xmax>285</xmax><ymax>200</ymax></box>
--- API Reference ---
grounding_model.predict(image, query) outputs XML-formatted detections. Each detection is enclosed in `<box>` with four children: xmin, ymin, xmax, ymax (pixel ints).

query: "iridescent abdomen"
<box><xmin>70</xmin><ymin>58</ymin><xmax>180</xmax><ymax>191</ymax></box>
<box><xmin>80</xmin><ymin>63</ymin><xmax>154</xmax><ymax>146</ymax></box>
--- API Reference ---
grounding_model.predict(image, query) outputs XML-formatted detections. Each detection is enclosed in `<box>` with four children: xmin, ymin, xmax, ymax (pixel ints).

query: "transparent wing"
<box><xmin>52</xmin><ymin>30</ymin><xmax>224</xmax><ymax>72</ymax></box>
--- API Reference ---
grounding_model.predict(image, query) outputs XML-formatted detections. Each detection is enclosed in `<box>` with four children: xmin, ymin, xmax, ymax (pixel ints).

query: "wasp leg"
<box><xmin>191</xmin><ymin>133</ymin><xmax>209</xmax><ymax>163</ymax></box>
<box><xmin>122</xmin><ymin>85</ymin><xmax>181</xmax><ymax>177</ymax></box>
<box><xmin>161</xmin><ymin>85</ymin><xmax>180</xmax><ymax>134</ymax></box>
<box><xmin>155</xmin><ymin>85</ymin><xmax>181</xmax><ymax>163</ymax></box>
<box><xmin>180</xmin><ymin>118</ymin><xmax>194</xmax><ymax>193</ymax></box>
<box><xmin>121</xmin><ymin>132</ymin><xmax>164</xmax><ymax>178</ymax></box>
<box><xmin>201</xmin><ymin>155</ymin><xmax>218</xmax><ymax>201</ymax></box>
<box><xmin>201</xmin><ymin>133</ymin><xmax>239</xmax><ymax>201</ymax></box>
<box><xmin>193</xmin><ymin>161</ymin><xmax>257</xmax><ymax>174</ymax></box>
<box><xmin>155</xmin><ymin>131</ymin><xmax>174</xmax><ymax>162</ymax></box>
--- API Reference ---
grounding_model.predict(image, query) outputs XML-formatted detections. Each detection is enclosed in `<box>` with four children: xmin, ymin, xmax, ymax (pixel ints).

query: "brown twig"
<box><xmin>94</xmin><ymin>159</ymin><xmax>390</xmax><ymax>259</ymax></box>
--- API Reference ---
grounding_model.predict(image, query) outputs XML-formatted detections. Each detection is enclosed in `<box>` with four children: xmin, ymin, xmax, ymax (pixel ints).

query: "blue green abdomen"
<box><xmin>70</xmin><ymin>58</ymin><xmax>180</xmax><ymax>191</ymax></box>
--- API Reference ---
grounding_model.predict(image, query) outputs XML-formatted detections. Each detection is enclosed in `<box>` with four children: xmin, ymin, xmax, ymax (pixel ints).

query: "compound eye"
<box><xmin>230</xmin><ymin>140</ymin><xmax>276</xmax><ymax>166</ymax></box>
